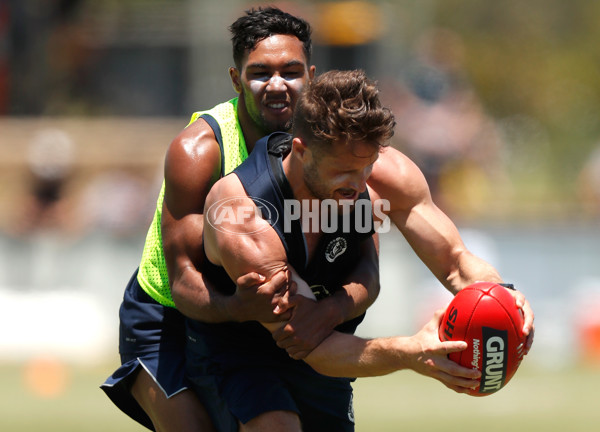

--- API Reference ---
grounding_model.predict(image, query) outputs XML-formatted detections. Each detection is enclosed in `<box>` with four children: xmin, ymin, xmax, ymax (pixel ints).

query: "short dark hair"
<box><xmin>293</xmin><ymin>70</ymin><xmax>396</xmax><ymax>151</ymax></box>
<box><xmin>229</xmin><ymin>6</ymin><xmax>312</xmax><ymax>69</ymax></box>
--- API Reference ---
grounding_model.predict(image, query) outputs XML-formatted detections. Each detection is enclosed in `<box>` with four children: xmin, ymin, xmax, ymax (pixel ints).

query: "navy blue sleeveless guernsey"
<box><xmin>238</xmin><ymin>132</ymin><xmax>374</xmax><ymax>325</ymax></box>
<box><xmin>188</xmin><ymin>132</ymin><xmax>375</xmax><ymax>367</ymax></box>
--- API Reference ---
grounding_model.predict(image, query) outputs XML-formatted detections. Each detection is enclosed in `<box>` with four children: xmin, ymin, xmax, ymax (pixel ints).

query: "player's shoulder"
<box><xmin>373</xmin><ymin>146</ymin><xmax>419</xmax><ymax>176</ymax></box>
<box><xmin>168</xmin><ymin>115</ymin><xmax>221</xmax><ymax>161</ymax></box>
<box><xmin>205</xmin><ymin>171</ymin><xmax>247</xmax><ymax>208</ymax></box>
<box><xmin>205</xmin><ymin>174</ymin><xmax>273</xmax><ymax>239</ymax></box>
<box><xmin>369</xmin><ymin>146</ymin><xmax>429</xmax><ymax>203</ymax></box>
<box><xmin>164</xmin><ymin>115</ymin><xmax>222</xmax><ymax>187</ymax></box>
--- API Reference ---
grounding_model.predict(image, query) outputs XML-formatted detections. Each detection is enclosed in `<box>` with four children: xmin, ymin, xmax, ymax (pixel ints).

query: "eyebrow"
<box><xmin>245</xmin><ymin>60</ymin><xmax>306</xmax><ymax>69</ymax></box>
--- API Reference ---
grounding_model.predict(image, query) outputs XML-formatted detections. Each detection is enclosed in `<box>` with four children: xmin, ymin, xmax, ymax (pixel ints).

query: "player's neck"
<box><xmin>281</xmin><ymin>150</ymin><xmax>325</xmax><ymax>259</ymax></box>
<box><xmin>237</xmin><ymin>105</ymin><xmax>261</xmax><ymax>154</ymax></box>
<box><xmin>282</xmin><ymin>152</ymin><xmax>312</xmax><ymax>202</ymax></box>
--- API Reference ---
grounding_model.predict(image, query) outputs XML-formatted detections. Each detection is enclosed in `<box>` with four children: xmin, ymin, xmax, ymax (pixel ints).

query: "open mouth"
<box><xmin>265</xmin><ymin>100</ymin><xmax>289</xmax><ymax>112</ymax></box>
<box><xmin>337</xmin><ymin>189</ymin><xmax>358</xmax><ymax>200</ymax></box>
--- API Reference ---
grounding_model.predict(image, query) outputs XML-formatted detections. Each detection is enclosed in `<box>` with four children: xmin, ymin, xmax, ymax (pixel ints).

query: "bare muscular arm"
<box><xmin>368</xmin><ymin>147</ymin><xmax>501</xmax><ymax>292</ymax></box>
<box><xmin>203</xmin><ymin>174</ymin><xmax>290</xmax><ymax>288</ymax></box>
<box><xmin>162</xmin><ymin>119</ymin><xmax>285</xmax><ymax>323</ymax></box>
<box><xmin>367</xmin><ymin>146</ymin><xmax>534</xmax><ymax>352</ymax></box>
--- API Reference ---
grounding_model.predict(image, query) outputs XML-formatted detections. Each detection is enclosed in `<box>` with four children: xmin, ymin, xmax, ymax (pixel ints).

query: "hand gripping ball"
<box><xmin>439</xmin><ymin>282</ymin><xmax>526</xmax><ymax>396</ymax></box>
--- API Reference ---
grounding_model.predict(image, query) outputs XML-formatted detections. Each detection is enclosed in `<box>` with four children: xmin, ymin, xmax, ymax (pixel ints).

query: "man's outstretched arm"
<box><xmin>368</xmin><ymin>147</ymin><xmax>534</xmax><ymax>353</ymax></box>
<box><xmin>203</xmin><ymin>174</ymin><xmax>480</xmax><ymax>393</ymax></box>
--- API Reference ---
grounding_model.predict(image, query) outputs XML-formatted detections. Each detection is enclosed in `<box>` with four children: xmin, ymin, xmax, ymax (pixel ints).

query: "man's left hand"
<box><xmin>271</xmin><ymin>295</ymin><xmax>339</xmax><ymax>360</ymax></box>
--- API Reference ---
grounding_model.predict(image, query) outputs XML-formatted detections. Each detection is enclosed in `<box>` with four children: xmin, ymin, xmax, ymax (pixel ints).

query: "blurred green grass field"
<box><xmin>2</xmin><ymin>361</ymin><xmax>599</xmax><ymax>431</ymax></box>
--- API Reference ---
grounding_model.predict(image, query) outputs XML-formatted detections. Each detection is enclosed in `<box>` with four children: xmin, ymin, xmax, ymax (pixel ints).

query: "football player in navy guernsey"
<box><xmin>194</xmin><ymin>69</ymin><xmax>535</xmax><ymax>432</ymax></box>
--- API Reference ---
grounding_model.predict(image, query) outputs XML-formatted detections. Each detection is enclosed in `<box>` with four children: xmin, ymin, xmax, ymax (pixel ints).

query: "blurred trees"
<box><xmin>432</xmin><ymin>0</ymin><xmax>600</xmax><ymax>218</ymax></box>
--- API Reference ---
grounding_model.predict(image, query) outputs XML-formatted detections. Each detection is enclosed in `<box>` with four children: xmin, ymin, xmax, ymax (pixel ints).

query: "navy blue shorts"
<box><xmin>186</xmin><ymin>321</ymin><xmax>356</xmax><ymax>432</ymax></box>
<box><xmin>101</xmin><ymin>269</ymin><xmax>216</xmax><ymax>431</ymax></box>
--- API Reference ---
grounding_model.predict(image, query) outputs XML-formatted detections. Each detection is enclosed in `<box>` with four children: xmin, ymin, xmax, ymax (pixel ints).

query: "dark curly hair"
<box><xmin>229</xmin><ymin>6</ymin><xmax>312</xmax><ymax>69</ymax></box>
<box><xmin>293</xmin><ymin>70</ymin><xmax>396</xmax><ymax>152</ymax></box>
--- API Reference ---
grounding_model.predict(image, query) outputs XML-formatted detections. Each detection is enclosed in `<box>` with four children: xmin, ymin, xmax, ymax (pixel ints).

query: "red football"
<box><xmin>438</xmin><ymin>282</ymin><xmax>526</xmax><ymax>396</ymax></box>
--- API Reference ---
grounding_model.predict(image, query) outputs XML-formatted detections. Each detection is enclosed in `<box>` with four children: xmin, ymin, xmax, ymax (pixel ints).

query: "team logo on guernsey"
<box><xmin>206</xmin><ymin>196</ymin><xmax>279</xmax><ymax>235</ymax></box>
<box><xmin>325</xmin><ymin>237</ymin><xmax>347</xmax><ymax>263</ymax></box>
<box><xmin>480</xmin><ymin>327</ymin><xmax>508</xmax><ymax>394</ymax></box>
<box><xmin>347</xmin><ymin>393</ymin><xmax>355</xmax><ymax>422</ymax></box>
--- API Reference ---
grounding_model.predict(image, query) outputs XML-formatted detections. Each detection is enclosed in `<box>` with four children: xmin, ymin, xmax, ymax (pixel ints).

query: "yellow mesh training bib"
<box><xmin>137</xmin><ymin>98</ymin><xmax>248</xmax><ymax>307</ymax></box>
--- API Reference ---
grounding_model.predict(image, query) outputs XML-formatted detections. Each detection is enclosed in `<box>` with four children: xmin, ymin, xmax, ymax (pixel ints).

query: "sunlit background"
<box><xmin>1</xmin><ymin>0</ymin><xmax>600</xmax><ymax>430</ymax></box>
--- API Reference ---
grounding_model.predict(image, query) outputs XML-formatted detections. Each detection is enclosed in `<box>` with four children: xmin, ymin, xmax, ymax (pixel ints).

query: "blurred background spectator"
<box><xmin>76</xmin><ymin>169</ymin><xmax>155</xmax><ymax>237</ymax></box>
<box><xmin>14</xmin><ymin>128</ymin><xmax>75</xmax><ymax>235</ymax></box>
<box><xmin>386</xmin><ymin>27</ymin><xmax>507</xmax><ymax>219</ymax></box>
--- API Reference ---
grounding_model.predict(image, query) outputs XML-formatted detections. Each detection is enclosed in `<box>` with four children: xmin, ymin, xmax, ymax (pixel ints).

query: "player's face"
<box><xmin>234</xmin><ymin>35</ymin><xmax>314</xmax><ymax>135</ymax></box>
<box><xmin>302</xmin><ymin>140</ymin><xmax>379</xmax><ymax>206</ymax></box>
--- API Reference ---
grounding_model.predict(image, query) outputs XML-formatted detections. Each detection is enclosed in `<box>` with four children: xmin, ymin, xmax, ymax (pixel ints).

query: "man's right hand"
<box><xmin>406</xmin><ymin>308</ymin><xmax>481</xmax><ymax>394</ymax></box>
<box><xmin>230</xmin><ymin>269</ymin><xmax>292</xmax><ymax>323</ymax></box>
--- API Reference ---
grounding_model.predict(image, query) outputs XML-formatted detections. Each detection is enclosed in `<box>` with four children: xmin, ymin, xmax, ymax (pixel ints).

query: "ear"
<box><xmin>292</xmin><ymin>137</ymin><xmax>309</xmax><ymax>160</ymax></box>
<box><xmin>229</xmin><ymin>67</ymin><xmax>242</xmax><ymax>94</ymax></box>
<box><xmin>308</xmin><ymin>65</ymin><xmax>316</xmax><ymax>80</ymax></box>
